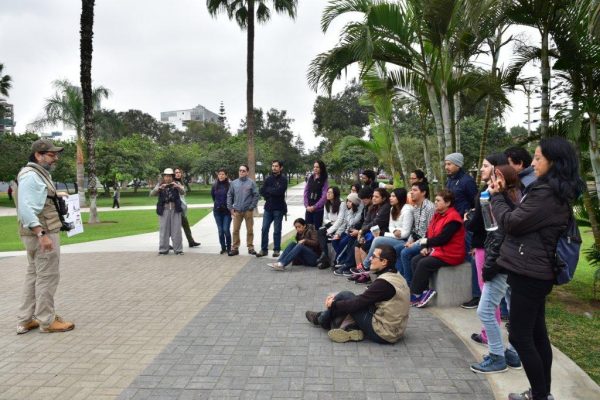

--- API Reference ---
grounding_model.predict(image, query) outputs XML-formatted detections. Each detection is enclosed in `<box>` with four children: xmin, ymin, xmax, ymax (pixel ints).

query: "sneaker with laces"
<box><xmin>508</xmin><ymin>390</ymin><xmax>554</xmax><ymax>400</ymax></box>
<box><xmin>333</xmin><ymin>263</ymin><xmax>346</xmax><ymax>270</ymax></box>
<box><xmin>342</xmin><ymin>270</ymin><xmax>353</xmax><ymax>277</ymax></box>
<box><xmin>470</xmin><ymin>333</ymin><xmax>488</xmax><ymax>346</ymax></box>
<box><xmin>305</xmin><ymin>311</ymin><xmax>321</xmax><ymax>326</ymax></box>
<box><xmin>269</xmin><ymin>262</ymin><xmax>285</xmax><ymax>271</ymax></box>
<box><xmin>39</xmin><ymin>316</ymin><xmax>74</xmax><ymax>333</ymax></box>
<box><xmin>349</xmin><ymin>265</ymin><xmax>364</xmax><ymax>274</ymax></box>
<box><xmin>505</xmin><ymin>348</ymin><xmax>522</xmax><ymax>369</ymax></box>
<box><xmin>327</xmin><ymin>328</ymin><xmax>364</xmax><ymax>343</ymax></box>
<box><xmin>470</xmin><ymin>353</ymin><xmax>508</xmax><ymax>374</ymax></box>
<box><xmin>461</xmin><ymin>297</ymin><xmax>480</xmax><ymax>309</ymax></box>
<box><xmin>410</xmin><ymin>293</ymin><xmax>422</xmax><ymax>307</ymax></box>
<box><xmin>416</xmin><ymin>289</ymin><xmax>436</xmax><ymax>308</ymax></box>
<box><xmin>16</xmin><ymin>320</ymin><xmax>39</xmax><ymax>334</ymax></box>
<box><xmin>333</xmin><ymin>269</ymin><xmax>346</xmax><ymax>276</ymax></box>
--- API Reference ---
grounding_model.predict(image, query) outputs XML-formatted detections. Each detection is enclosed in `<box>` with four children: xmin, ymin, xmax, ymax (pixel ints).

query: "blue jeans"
<box><xmin>363</xmin><ymin>236</ymin><xmax>405</xmax><ymax>270</ymax></box>
<box><xmin>279</xmin><ymin>242</ymin><xmax>319</xmax><ymax>267</ymax></box>
<box><xmin>465</xmin><ymin>231</ymin><xmax>481</xmax><ymax>298</ymax></box>
<box><xmin>213</xmin><ymin>209</ymin><xmax>232</xmax><ymax>251</ymax></box>
<box><xmin>261</xmin><ymin>209</ymin><xmax>284</xmax><ymax>252</ymax></box>
<box><xmin>305</xmin><ymin>208</ymin><xmax>324</xmax><ymax>229</ymax></box>
<box><xmin>317</xmin><ymin>291</ymin><xmax>388</xmax><ymax>344</ymax></box>
<box><xmin>477</xmin><ymin>273</ymin><xmax>514</xmax><ymax>356</ymax></box>
<box><xmin>332</xmin><ymin>233</ymin><xmax>356</xmax><ymax>266</ymax></box>
<box><xmin>398</xmin><ymin>243</ymin><xmax>421</xmax><ymax>286</ymax></box>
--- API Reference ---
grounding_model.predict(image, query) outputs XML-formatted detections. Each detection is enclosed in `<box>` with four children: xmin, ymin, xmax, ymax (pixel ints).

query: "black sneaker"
<box><xmin>470</xmin><ymin>333</ymin><xmax>487</xmax><ymax>346</ymax></box>
<box><xmin>248</xmin><ymin>249</ymin><xmax>257</xmax><ymax>256</ymax></box>
<box><xmin>219</xmin><ymin>249</ymin><xmax>227</xmax><ymax>255</ymax></box>
<box><xmin>461</xmin><ymin>297</ymin><xmax>480</xmax><ymax>309</ymax></box>
<box><xmin>272</xmin><ymin>251</ymin><xmax>280</xmax><ymax>258</ymax></box>
<box><xmin>158</xmin><ymin>251</ymin><xmax>169</xmax><ymax>255</ymax></box>
<box><xmin>255</xmin><ymin>250</ymin><xmax>268</xmax><ymax>258</ymax></box>
<box><xmin>333</xmin><ymin>269</ymin><xmax>346</xmax><ymax>276</ymax></box>
<box><xmin>189</xmin><ymin>241</ymin><xmax>201</xmax><ymax>248</ymax></box>
<box><xmin>305</xmin><ymin>311</ymin><xmax>321</xmax><ymax>326</ymax></box>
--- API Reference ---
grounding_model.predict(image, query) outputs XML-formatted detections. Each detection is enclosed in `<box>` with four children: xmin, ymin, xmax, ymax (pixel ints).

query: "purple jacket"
<box><xmin>303</xmin><ymin>175</ymin><xmax>329</xmax><ymax>211</ymax></box>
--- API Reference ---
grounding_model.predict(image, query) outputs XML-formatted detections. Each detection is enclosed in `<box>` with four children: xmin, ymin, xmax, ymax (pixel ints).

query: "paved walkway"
<box><xmin>0</xmin><ymin>184</ymin><xmax>598</xmax><ymax>399</ymax></box>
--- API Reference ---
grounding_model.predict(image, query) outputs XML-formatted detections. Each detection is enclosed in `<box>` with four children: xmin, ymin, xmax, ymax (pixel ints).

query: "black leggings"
<box><xmin>508</xmin><ymin>273</ymin><xmax>554</xmax><ymax>400</ymax></box>
<box><xmin>410</xmin><ymin>254</ymin><xmax>447</xmax><ymax>294</ymax></box>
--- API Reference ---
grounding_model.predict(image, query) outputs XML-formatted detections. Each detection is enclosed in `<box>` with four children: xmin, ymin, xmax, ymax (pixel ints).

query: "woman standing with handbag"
<box><xmin>489</xmin><ymin>137</ymin><xmax>583</xmax><ymax>400</ymax></box>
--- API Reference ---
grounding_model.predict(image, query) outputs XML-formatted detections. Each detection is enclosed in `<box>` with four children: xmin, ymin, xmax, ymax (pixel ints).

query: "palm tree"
<box><xmin>80</xmin><ymin>0</ymin><xmax>101</xmax><ymax>223</ymax></box>
<box><xmin>0</xmin><ymin>63</ymin><xmax>12</xmax><ymax>119</ymax></box>
<box><xmin>31</xmin><ymin>79</ymin><xmax>109</xmax><ymax>208</ymax></box>
<box><xmin>206</xmin><ymin>0</ymin><xmax>298</xmax><ymax>180</ymax></box>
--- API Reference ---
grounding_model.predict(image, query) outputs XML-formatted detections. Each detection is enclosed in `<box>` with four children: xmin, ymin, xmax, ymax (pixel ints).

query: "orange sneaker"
<box><xmin>16</xmin><ymin>320</ymin><xmax>40</xmax><ymax>334</ymax></box>
<box><xmin>39</xmin><ymin>316</ymin><xmax>75</xmax><ymax>333</ymax></box>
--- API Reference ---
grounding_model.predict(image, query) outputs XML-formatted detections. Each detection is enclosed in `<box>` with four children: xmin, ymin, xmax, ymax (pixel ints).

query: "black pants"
<box><xmin>410</xmin><ymin>254</ymin><xmax>446</xmax><ymax>294</ymax></box>
<box><xmin>181</xmin><ymin>214</ymin><xmax>195</xmax><ymax>245</ymax></box>
<box><xmin>508</xmin><ymin>273</ymin><xmax>554</xmax><ymax>400</ymax></box>
<box><xmin>317</xmin><ymin>226</ymin><xmax>330</xmax><ymax>259</ymax></box>
<box><xmin>112</xmin><ymin>198</ymin><xmax>119</xmax><ymax>208</ymax></box>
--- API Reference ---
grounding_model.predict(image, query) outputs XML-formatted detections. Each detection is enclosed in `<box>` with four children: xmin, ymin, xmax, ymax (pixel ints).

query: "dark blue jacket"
<box><xmin>211</xmin><ymin>180</ymin><xmax>230</xmax><ymax>212</ymax></box>
<box><xmin>446</xmin><ymin>169</ymin><xmax>478</xmax><ymax>216</ymax></box>
<box><xmin>260</xmin><ymin>173</ymin><xmax>288</xmax><ymax>212</ymax></box>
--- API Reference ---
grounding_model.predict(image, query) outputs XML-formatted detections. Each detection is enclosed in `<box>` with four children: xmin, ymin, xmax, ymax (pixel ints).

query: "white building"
<box><xmin>160</xmin><ymin>104</ymin><xmax>220</xmax><ymax>131</ymax></box>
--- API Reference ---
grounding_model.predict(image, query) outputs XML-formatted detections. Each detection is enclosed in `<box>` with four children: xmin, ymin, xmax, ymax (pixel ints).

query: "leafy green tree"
<box><xmin>182</xmin><ymin>120</ymin><xmax>231</xmax><ymax>145</ymax></box>
<box><xmin>0</xmin><ymin>63</ymin><xmax>11</xmax><ymax>119</ymax></box>
<box><xmin>31</xmin><ymin>79</ymin><xmax>109</xmax><ymax>207</ymax></box>
<box><xmin>0</xmin><ymin>132</ymin><xmax>39</xmax><ymax>181</ymax></box>
<box><xmin>207</xmin><ymin>0</ymin><xmax>298</xmax><ymax>180</ymax></box>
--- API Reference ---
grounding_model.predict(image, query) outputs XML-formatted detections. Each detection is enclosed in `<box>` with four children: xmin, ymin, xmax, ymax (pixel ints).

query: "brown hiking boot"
<box><xmin>40</xmin><ymin>316</ymin><xmax>75</xmax><ymax>333</ymax></box>
<box><xmin>16</xmin><ymin>320</ymin><xmax>39</xmax><ymax>334</ymax></box>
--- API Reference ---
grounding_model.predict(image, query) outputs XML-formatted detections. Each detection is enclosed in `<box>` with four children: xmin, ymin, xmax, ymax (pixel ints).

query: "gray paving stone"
<box><xmin>117</xmin><ymin>257</ymin><xmax>492</xmax><ymax>399</ymax></box>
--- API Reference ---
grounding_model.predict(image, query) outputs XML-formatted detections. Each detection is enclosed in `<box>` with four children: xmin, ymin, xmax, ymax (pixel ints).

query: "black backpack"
<box><xmin>552</xmin><ymin>213</ymin><xmax>582</xmax><ymax>285</ymax></box>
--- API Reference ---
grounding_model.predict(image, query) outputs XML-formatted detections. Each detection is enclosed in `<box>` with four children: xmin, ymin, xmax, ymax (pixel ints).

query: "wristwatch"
<box><xmin>36</xmin><ymin>230</ymin><xmax>46</xmax><ymax>238</ymax></box>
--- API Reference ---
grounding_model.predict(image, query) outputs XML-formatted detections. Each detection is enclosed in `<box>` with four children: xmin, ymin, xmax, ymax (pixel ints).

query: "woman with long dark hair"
<box><xmin>489</xmin><ymin>137</ymin><xmax>583</xmax><ymax>400</ymax></box>
<box><xmin>304</xmin><ymin>160</ymin><xmax>329</xmax><ymax>229</ymax></box>
<box><xmin>211</xmin><ymin>168</ymin><xmax>232</xmax><ymax>254</ymax></box>
<box><xmin>316</xmin><ymin>186</ymin><xmax>342</xmax><ymax>268</ymax></box>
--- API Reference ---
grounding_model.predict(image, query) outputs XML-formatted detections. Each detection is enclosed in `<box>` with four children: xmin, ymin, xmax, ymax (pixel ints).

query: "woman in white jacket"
<box><xmin>360</xmin><ymin>188</ymin><xmax>413</xmax><ymax>272</ymax></box>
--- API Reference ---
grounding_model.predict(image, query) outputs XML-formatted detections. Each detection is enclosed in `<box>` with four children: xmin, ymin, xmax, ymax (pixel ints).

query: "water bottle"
<box><xmin>480</xmin><ymin>190</ymin><xmax>498</xmax><ymax>231</ymax></box>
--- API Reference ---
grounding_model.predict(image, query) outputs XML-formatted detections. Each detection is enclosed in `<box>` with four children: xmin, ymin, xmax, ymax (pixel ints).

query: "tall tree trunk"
<box><xmin>246</xmin><ymin>0</ymin><xmax>256</xmax><ymax>181</ymax></box>
<box><xmin>440</xmin><ymin>86</ymin><xmax>453</xmax><ymax>156</ymax></box>
<box><xmin>589</xmin><ymin>112</ymin><xmax>600</xmax><ymax>196</ymax></box>
<box><xmin>80</xmin><ymin>0</ymin><xmax>99</xmax><ymax>223</ymax></box>
<box><xmin>476</xmin><ymin>96</ymin><xmax>493</xmax><ymax>185</ymax></box>
<box><xmin>391</xmin><ymin>128</ymin><xmax>408</xmax><ymax>188</ymax></box>
<box><xmin>76</xmin><ymin>135</ymin><xmax>86</xmax><ymax>207</ymax></box>
<box><xmin>419</xmin><ymin>109</ymin><xmax>434</xmax><ymax>183</ymax></box>
<box><xmin>425</xmin><ymin>82</ymin><xmax>445</xmax><ymax>180</ymax></box>
<box><xmin>540</xmin><ymin>28</ymin><xmax>551</xmax><ymax>138</ymax></box>
<box><xmin>454</xmin><ymin>92</ymin><xmax>461</xmax><ymax>152</ymax></box>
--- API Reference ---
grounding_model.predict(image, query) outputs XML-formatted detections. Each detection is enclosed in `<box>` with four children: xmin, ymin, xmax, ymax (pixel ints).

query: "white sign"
<box><xmin>65</xmin><ymin>194</ymin><xmax>84</xmax><ymax>237</ymax></box>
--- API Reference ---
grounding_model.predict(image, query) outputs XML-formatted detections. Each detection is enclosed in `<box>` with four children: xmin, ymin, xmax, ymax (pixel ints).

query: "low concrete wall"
<box><xmin>429</xmin><ymin>261</ymin><xmax>471</xmax><ymax>307</ymax></box>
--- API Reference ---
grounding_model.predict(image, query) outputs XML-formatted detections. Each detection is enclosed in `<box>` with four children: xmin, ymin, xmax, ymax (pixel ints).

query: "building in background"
<box><xmin>0</xmin><ymin>100</ymin><xmax>15</xmax><ymax>134</ymax></box>
<box><xmin>160</xmin><ymin>104</ymin><xmax>219</xmax><ymax>130</ymax></box>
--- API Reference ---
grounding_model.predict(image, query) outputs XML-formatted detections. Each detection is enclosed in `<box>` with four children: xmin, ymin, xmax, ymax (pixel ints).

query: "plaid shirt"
<box><xmin>410</xmin><ymin>199</ymin><xmax>435</xmax><ymax>242</ymax></box>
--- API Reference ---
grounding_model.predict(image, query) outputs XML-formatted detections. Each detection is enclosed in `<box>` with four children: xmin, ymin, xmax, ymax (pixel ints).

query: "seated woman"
<box><xmin>316</xmin><ymin>186</ymin><xmax>343</xmax><ymax>269</ymax></box>
<box><xmin>268</xmin><ymin>218</ymin><xmax>321</xmax><ymax>271</ymax></box>
<box><xmin>409</xmin><ymin>189</ymin><xmax>466</xmax><ymax>308</ymax></box>
<box><xmin>305</xmin><ymin>244</ymin><xmax>410</xmax><ymax>343</ymax></box>
<box><xmin>331</xmin><ymin>190</ymin><xmax>369</xmax><ymax>271</ymax></box>
<box><xmin>360</xmin><ymin>188</ymin><xmax>413</xmax><ymax>273</ymax></box>
<box><xmin>352</xmin><ymin>188</ymin><xmax>391</xmax><ymax>273</ymax></box>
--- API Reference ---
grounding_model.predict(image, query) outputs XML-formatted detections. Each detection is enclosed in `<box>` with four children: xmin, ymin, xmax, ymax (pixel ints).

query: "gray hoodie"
<box><xmin>227</xmin><ymin>177</ymin><xmax>259</xmax><ymax>212</ymax></box>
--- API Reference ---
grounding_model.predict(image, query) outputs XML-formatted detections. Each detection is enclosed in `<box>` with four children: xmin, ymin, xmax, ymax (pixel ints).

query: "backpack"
<box><xmin>552</xmin><ymin>213</ymin><xmax>582</xmax><ymax>285</ymax></box>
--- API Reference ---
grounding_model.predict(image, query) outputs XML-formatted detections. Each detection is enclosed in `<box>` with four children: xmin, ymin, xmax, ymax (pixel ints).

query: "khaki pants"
<box><xmin>18</xmin><ymin>233</ymin><xmax>60</xmax><ymax>327</ymax></box>
<box><xmin>232</xmin><ymin>210</ymin><xmax>254</xmax><ymax>251</ymax></box>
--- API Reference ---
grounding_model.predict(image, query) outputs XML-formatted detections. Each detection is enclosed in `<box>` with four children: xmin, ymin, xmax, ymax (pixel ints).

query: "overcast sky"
<box><xmin>1</xmin><ymin>0</ymin><xmax>537</xmax><ymax>151</ymax></box>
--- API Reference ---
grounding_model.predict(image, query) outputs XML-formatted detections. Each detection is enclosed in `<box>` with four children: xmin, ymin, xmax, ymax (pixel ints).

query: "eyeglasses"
<box><xmin>239</xmin><ymin>169</ymin><xmax>247</xmax><ymax>172</ymax></box>
<box><xmin>370</xmin><ymin>255</ymin><xmax>385</xmax><ymax>262</ymax></box>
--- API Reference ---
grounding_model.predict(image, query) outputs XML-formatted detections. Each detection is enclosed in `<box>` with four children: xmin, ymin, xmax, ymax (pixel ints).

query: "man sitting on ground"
<box><xmin>305</xmin><ymin>244</ymin><xmax>410</xmax><ymax>344</ymax></box>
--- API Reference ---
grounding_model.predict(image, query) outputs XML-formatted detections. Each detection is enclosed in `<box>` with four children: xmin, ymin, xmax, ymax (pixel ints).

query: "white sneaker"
<box><xmin>270</xmin><ymin>262</ymin><xmax>285</xmax><ymax>271</ymax></box>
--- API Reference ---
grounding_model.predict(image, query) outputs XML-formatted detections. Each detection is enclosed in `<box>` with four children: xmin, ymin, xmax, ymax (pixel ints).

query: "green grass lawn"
<box><xmin>546</xmin><ymin>227</ymin><xmax>600</xmax><ymax>384</ymax></box>
<box><xmin>0</xmin><ymin>208</ymin><xmax>210</xmax><ymax>252</ymax></box>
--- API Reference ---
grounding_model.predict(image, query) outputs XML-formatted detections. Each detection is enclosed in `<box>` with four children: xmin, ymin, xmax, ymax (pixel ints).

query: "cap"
<box><xmin>346</xmin><ymin>192</ymin><xmax>360</xmax><ymax>206</ymax></box>
<box><xmin>444</xmin><ymin>152</ymin><xmax>464</xmax><ymax>168</ymax></box>
<box><xmin>162</xmin><ymin>168</ymin><xmax>174</xmax><ymax>175</ymax></box>
<box><xmin>31</xmin><ymin>139</ymin><xmax>64</xmax><ymax>153</ymax></box>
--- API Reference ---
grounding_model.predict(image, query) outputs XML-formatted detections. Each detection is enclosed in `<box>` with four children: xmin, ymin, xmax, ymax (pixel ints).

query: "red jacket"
<box><xmin>426</xmin><ymin>207</ymin><xmax>466</xmax><ymax>265</ymax></box>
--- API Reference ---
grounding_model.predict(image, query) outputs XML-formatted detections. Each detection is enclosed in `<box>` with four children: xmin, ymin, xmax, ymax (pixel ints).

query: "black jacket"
<box><xmin>464</xmin><ymin>187</ymin><xmax>488</xmax><ymax>249</ymax></box>
<box><xmin>482</xmin><ymin>192</ymin><xmax>515</xmax><ymax>281</ymax></box>
<box><xmin>360</xmin><ymin>202</ymin><xmax>391</xmax><ymax>235</ymax></box>
<box><xmin>491</xmin><ymin>182</ymin><xmax>570</xmax><ymax>281</ymax></box>
<box><xmin>260</xmin><ymin>173</ymin><xmax>288</xmax><ymax>212</ymax></box>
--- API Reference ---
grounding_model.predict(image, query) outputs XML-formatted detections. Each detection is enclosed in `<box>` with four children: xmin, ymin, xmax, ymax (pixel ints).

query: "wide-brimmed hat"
<box><xmin>31</xmin><ymin>139</ymin><xmax>64</xmax><ymax>153</ymax></box>
<box><xmin>162</xmin><ymin>168</ymin><xmax>174</xmax><ymax>175</ymax></box>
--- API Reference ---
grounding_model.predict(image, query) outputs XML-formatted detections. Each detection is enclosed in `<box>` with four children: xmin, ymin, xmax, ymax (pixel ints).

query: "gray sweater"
<box><xmin>227</xmin><ymin>177</ymin><xmax>259</xmax><ymax>212</ymax></box>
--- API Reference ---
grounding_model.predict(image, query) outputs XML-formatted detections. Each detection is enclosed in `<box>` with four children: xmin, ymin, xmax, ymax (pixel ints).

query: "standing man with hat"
<box><xmin>15</xmin><ymin>138</ymin><xmax>75</xmax><ymax>334</ymax></box>
<box><xmin>151</xmin><ymin>168</ymin><xmax>185</xmax><ymax>255</ymax></box>
<box><xmin>444</xmin><ymin>152</ymin><xmax>480</xmax><ymax>309</ymax></box>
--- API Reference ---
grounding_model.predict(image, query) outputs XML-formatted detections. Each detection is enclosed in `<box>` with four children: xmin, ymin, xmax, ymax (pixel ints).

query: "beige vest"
<box><xmin>15</xmin><ymin>163</ymin><xmax>62</xmax><ymax>236</ymax></box>
<box><xmin>372</xmin><ymin>272</ymin><xmax>410</xmax><ymax>343</ymax></box>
